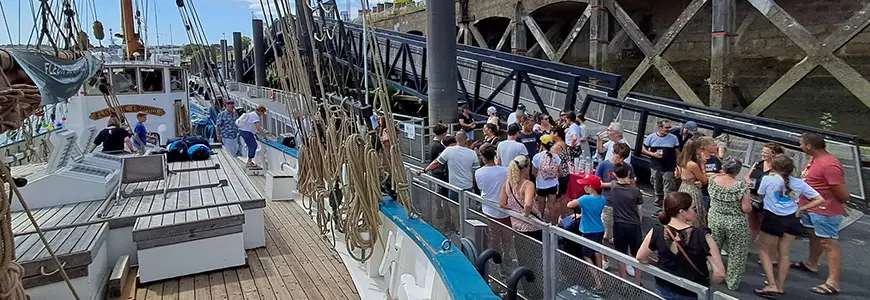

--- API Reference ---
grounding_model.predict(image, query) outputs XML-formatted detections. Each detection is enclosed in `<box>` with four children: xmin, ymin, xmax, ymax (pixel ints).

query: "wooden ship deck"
<box><xmin>7</xmin><ymin>147</ymin><xmax>360</xmax><ymax>300</ymax></box>
<box><xmin>130</xmin><ymin>175</ymin><xmax>360</xmax><ymax>300</ymax></box>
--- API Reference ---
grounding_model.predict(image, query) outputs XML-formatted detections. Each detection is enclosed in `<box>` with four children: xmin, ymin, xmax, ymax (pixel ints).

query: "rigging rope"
<box><xmin>355</xmin><ymin>0</ymin><xmax>417</xmax><ymax>218</ymax></box>
<box><xmin>260</xmin><ymin>0</ymin><xmax>385</xmax><ymax>259</ymax></box>
<box><xmin>0</xmin><ymin>2</ymin><xmax>90</xmax><ymax>298</ymax></box>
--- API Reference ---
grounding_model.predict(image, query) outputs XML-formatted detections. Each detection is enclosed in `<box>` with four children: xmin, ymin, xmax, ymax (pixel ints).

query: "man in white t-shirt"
<box><xmin>506</xmin><ymin>104</ymin><xmax>526</xmax><ymax>126</ymax></box>
<box><xmin>496</xmin><ymin>123</ymin><xmax>528</xmax><ymax>167</ymax></box>
<box><xmin>597</xmin><ymin>122</ymin><xmax>632</xmax><ymax>164</ymax></box>
<box><xmin>418</xmin><ymin>131</ymin><xmax>480</xmax><ymax>201</ymax></box>
<box><xmin>475</xmin><ymin>144</ymin><xmax>510</xmax><ymax>224</ymax></box>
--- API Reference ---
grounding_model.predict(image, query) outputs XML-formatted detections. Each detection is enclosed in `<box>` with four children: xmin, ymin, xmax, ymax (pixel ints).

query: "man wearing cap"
<box><xmin>670</xmin><ymin>121</ymin><xmax>699</xmax><ymax>151</ymax></box>
<box><xmin>217</xmin><ymin>100</ymin><xmax>241</xmax><ymax>156</ymax></box>
<box><xmin>507</xmin><ymin>104</ymin><xmax>525</xmax><ymax>126</ymax></box>
<box><xmin>487</xmin><ymin>106</ymin><xmax>499</xmax><ymax>126</ymax></box>
<box><xmin>458</xmin><ymin>104</ymin><xmax>476</xmax><ymax>143</ymax></box>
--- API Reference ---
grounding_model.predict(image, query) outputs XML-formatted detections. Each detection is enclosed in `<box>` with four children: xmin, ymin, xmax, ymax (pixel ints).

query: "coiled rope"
<box><xmin>341</xmin><ymin>133</ymin><xmax>383</xmax><ymax>261</ymax></box>
<box><xmin>356</xmin><ymin>0</ymin><xmax>418</xmax><ymax>217</ymax></box>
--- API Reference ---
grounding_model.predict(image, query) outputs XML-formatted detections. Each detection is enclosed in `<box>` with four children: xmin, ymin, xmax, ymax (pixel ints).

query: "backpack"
<box><xmin>235</xmin><ymin>112</ymin><xmax>250</xmax><ymax>128</ymax></box>
<box><xmin>539</xmin><ymin>153</ymin><xmax>559</xmax><ymax>180</ymax></box>
<box><xmin>187</xmin><ymin>144</ymin><xmax>212</xmax><ymax>161</ymax></box>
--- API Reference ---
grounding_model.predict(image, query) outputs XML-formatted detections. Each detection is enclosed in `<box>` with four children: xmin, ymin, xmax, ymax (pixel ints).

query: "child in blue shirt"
<box><xmin>567</xmin><ymin>175</ymin><xmax>605</xmax><ymax>260</ymax></box>
<box><xmin>133</xmin><ymin>112</ymin><xmax>148</xmax><ymax>151</ymax></box>
<box><xmin>566</xmin><ymin>174</ymin><xmax>605</xmax><ymax>289</ymax></box>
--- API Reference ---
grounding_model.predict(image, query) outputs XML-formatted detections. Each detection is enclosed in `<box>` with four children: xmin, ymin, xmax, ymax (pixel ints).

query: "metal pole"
<box><xmin>233</xmin><ymin>32</ymin><xmax>243</xmax><ymax>82</ymax></box>
<box><xmin>220</xmin><ymin>39</ymin><xmax>229</xmax><ymax>80</ymax></box>
<box><xmin>363</xmin><ymin>8</ymin><xmax>369</xmax><ymax>106</ymax></box>
<box><xmin>252</xmin><ymin>19</ymin><xmax>267</xmax><ymax>87</ymax></box>
<box><xmin>426</xmin><ymin>0</ymin><xmax>458</xmax><ymax>125</ymax></box>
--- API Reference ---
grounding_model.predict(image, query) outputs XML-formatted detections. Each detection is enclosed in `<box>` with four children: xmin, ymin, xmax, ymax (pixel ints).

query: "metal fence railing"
<box><xmin>406</xmin><ymin>163</ymin><xmax>715</xmax><ymax>300</ymax></box>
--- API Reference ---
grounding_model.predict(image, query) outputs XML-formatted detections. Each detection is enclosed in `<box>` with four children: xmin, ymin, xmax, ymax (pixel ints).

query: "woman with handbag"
<box><xmin>499</xmin><ymin>155</ymin><xmax>541</xmax><ymax>240</ymax></box>
<box><xmin>636</xmin><ymin>192</ymin><xmax>726</xmax><ymax>300</ymax></box>
<box><xmin>707</xmin><ymin>157</ymin><xmax>752</xmax><ymax>290</ymax></box>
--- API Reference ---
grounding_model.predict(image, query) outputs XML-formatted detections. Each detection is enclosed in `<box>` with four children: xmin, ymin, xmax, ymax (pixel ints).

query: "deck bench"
<box><xmin>133</xmin><ymin>203</ymin><xmax>247</xmax><ymax>283</ymax></box>
<box><xmin>15</xmin><ymin>223</ymin><xmax>109</xmax><ymax>300</ymax></box>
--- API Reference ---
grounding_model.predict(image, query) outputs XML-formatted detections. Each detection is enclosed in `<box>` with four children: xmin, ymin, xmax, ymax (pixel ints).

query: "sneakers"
<box><xmin>627</xmin><ymin>265</ymin><xmax>635</xmax><ymax>277</ymax></box>
<box><xmin>601</xmin><ymin>259</ymin><xmax>609</xmax><ymax>270</ymax></box>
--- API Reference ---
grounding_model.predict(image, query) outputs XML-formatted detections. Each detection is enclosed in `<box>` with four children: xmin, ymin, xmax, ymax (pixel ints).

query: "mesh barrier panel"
<box><xmin>410</xmin><ymin>181</ymin><xmax>460</xmax><ymax>238</ymax></box>
<box><xmin>554</xmin><ymin>250</ymin><xmax>663</xmax><ymax>300</ymax></box>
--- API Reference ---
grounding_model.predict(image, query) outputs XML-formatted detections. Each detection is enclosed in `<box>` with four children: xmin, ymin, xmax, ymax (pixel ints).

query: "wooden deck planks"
<box><xmin>134</xmin><ymin>152</ymin><xmax>357</xmax><ymax>300</ymax></box>
<box><xmin>136</xmin><ymin>201</ymin><xmax>359</xmax><ymax>299</ymax></box>
<box><xmin>103</xmin><ymin>148</ymin><xmax>264</xmax><ymax>223</ymax></box>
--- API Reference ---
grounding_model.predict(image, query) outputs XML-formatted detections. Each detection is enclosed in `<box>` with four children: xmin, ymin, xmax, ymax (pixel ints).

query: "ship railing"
<box><xmin>229</xmin><ymin>81</ymin><xmax>433</xmax><ymax>163</ymax></box>
<box><xmin>405</xmin><ymin>164</ymin><xmax>716</xmax><ymax>300</ymax></box>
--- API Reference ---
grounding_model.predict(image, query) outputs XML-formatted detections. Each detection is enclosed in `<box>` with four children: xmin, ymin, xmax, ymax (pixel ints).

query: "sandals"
<box><xmin>753</xmin><ymin>289</ymin><xmax>782</xmax><ymax>299</ymax></box>
<box><xmin>790</xmin><ymin>261</ymin><xmax>819</xmax><ymax>274</ymax></box>
<box><xmin>811</xmin><ymin>283</ymin><xmax>841</xmax><ymax>295</ymax></box>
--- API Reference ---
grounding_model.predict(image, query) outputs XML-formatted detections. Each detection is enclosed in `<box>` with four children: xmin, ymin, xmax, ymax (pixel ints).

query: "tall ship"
<box><xmin>1</xmin><ymin>1</ymin><xmax>869</xmax><ymax>300</ymax></box>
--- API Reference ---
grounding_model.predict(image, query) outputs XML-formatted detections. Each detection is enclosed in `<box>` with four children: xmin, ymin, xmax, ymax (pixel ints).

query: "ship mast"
<box><xmin>120</xmin><ymin>0</ymin><xmax>140</xmax><ymax>59</ymax></box>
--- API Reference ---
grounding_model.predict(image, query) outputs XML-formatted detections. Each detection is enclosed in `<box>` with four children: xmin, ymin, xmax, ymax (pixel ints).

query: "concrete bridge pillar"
<box><xmin>252</xmin><ymin>19</ymin><xmax>267</xmax><ymax>87</ymax></box>
<box><xmin>426</xmin><ymin>0</ymin><xmax>459</xmax><ymax>125</ymax></box>
<box><xmin>233</xmin><ymin>32</ymin><xmax>243</xmax><ymax>82</ymax></box>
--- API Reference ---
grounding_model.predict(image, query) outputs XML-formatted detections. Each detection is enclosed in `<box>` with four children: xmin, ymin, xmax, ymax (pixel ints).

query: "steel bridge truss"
<box><xmin>234</xmin><ymin>7</ymin><xmax>866</xmax><ymax>211</ymax></box>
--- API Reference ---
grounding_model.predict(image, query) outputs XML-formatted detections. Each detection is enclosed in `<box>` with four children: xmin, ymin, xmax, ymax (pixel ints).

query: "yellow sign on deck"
<box><xmin>89</xmin><ymin>105</ymin><xmax>166</xmax><ymax>120</ymax></box>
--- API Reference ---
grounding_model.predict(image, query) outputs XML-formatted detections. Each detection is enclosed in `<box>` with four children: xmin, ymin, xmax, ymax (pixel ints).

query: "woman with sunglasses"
<box><xmin>637</xmin><ymin>192</ymin><xmax>726</xmax><ymax>300</ymax></box>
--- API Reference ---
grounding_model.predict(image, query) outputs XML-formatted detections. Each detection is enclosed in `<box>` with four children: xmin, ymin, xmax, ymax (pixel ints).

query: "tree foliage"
<box><xmin>181</xmin><ymin>35</ymin><xmax>252</xmax><ymax>61</ymax></box>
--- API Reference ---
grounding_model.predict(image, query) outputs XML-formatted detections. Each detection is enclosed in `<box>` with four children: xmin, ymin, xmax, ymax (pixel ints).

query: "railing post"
<box><xmin>541</xmin><ymin>227</ymin><xmax>557</xmax><ymax>300</ymax></box>
<box><xmin>463</xmin><ymin>219</ymin><xmax>488</xmax><ymax>251</ymax></box>
<box><xmin>458</xmin><ymin>192</ymin><xmax>470</xmax><ymax>238</ymax></box>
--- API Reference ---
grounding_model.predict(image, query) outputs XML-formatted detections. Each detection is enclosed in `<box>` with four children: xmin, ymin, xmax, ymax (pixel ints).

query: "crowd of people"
<box><xmin>416</xmin><ymin>104</ymin><xmax>850</xmax><ymax>299</ymax></box>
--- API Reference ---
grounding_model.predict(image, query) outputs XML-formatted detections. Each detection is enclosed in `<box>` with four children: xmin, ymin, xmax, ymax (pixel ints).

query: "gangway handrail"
<box><xmin>333</xmin><ymin>20</ymin><xmax>623</xmax><ymax>92</ymax></box>
<box><xmin>627</xmin><ymin>92</ymin><xmax>857</xmax><ymax>143</ymax></box>
<box><xmin>583</xmin><ymin>94</ymin><xmax>802</xmax><ymax>148</ymax></box>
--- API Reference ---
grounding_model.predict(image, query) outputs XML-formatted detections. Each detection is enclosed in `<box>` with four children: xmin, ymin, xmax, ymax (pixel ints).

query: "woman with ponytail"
<box><xmin>754</xmin><ymin>155</ymin><xmax>825</xmax><ymax>297</ymax></box>
<box><xmin>499</xmin><ymin>156</ymin><xmax>542</xmax><ymax>240</ymax></box>
<box><xmin>637</xmin><ymin>192</ymin><xmax>725</xmax><ymax>300</ymax></box>
<box><xmin>533</xmin><ymin>134</ymin><xmax>562</xmax><ymax>224</ymax></box>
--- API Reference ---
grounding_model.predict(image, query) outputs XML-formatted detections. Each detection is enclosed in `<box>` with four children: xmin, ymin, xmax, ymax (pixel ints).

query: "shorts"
<box><xmin>580</xmin><ymin>231</ymin><xmax>605</xmax><ymax>259</ymax></box>
<box><xmin>536</xmin><ymin>186</ymin><xmax>558</xmax><ymax>197</ymax></box>
<box><xmin>522</xmin><ymin>230</ymin><xmax>542</xmax><ymax>242</ymax></box>
<box><xmin>557</xmin><ymin>176</ymin><xmax>570</xmax><ymax>196</ymax></box>
<box><xmin>613</xmin><ymin>222</ymin><xmax>642</xmax><ymax>255</ymax></box>
<box><xmin>760</xmin><ymin>210</ymin><xmax>803</xmax><ymax>237</ymax></box>
<box><xmin>801</xmin><ymin>212</ymin><xmax>843</xmax><ymax>239</ymax></box>
<box><xmin>602</xmin><ymin>206</ymin><xmax>614</xmax><ymax>240</ymax></box>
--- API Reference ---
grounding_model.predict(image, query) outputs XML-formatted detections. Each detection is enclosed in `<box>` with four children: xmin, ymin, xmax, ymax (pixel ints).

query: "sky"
<box><xmin>0</xmin><ymin>0</ymin><xmax>374</xmax><ymax>47</ymax></box>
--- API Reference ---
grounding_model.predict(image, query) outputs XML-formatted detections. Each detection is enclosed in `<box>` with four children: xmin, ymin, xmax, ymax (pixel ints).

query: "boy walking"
<box><xmin>609</xmin><ymin>163</ymin><xmax>644</xmax><ymax>283</ymax></box>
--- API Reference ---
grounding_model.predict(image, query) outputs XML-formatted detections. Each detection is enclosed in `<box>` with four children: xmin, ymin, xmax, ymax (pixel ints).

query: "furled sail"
<box><xmin>5</xmin><ymin>49</ymin><xmax>101</xmax><ymax>106</ymax></box>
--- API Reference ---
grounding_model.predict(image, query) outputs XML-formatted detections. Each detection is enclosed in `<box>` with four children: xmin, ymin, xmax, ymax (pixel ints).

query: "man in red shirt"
<box><xmin>792</xmin><ymin>133</ymin><xmax>850</xmax><ymax>295</ymax></box>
